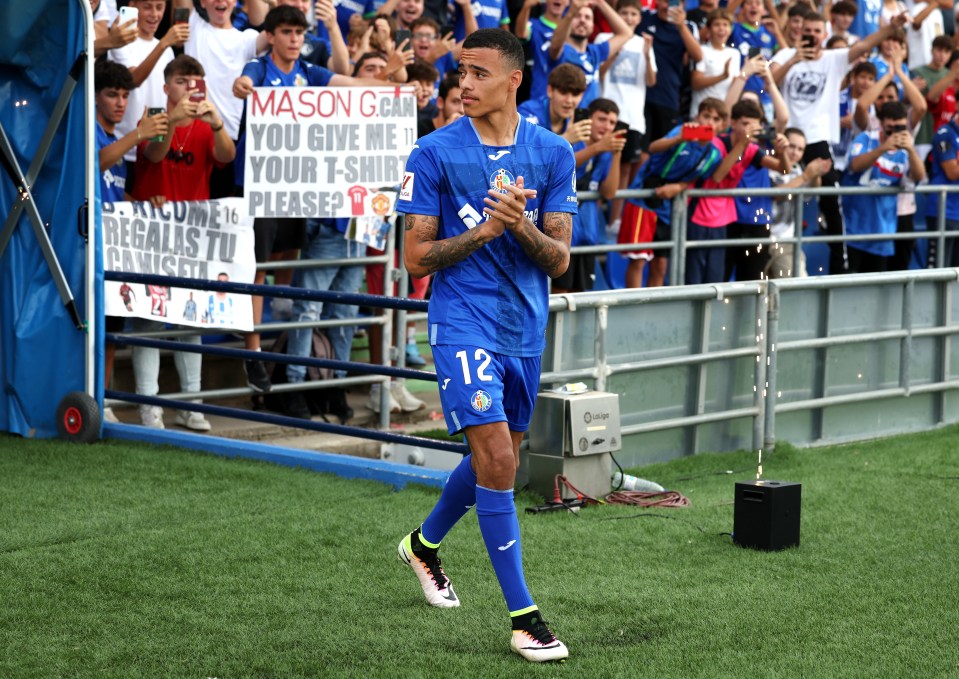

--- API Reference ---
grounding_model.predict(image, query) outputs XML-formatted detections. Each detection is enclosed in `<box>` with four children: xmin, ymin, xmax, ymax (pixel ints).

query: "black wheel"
<box><xmin>55</xmin><ymin>391</ymin><xmax>102</xmax><ymax>443</ymax></box>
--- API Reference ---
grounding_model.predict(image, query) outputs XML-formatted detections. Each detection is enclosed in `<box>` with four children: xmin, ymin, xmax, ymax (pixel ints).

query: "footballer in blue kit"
<box><xmin>396</xmin><ymin>29</ymin><xmax>575</xmax><ymax>663</ymax></box>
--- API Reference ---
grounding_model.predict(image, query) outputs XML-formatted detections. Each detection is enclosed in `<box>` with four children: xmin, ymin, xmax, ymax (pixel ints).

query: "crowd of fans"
<box><xmin>92</xmin><ymin>0</ymin><xmax>959</xmax><ymax>427</ymax></box>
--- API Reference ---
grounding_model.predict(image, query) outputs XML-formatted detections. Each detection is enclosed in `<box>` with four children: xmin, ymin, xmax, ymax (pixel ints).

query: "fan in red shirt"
<box><xmin>133</xmin><ymin>54</ymin><xmax>236</xmax><ymax>204</ymax></box>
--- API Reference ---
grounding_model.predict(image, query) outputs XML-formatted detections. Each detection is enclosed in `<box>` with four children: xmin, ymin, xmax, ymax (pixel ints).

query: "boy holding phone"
<box><xmin>108</xmin><ymin>0</ymin><xmax>190</xmax><ymax>188</ymax></box>
<box><xmin>128</xmin><ymin>54</ymin><xmax>234</xmax><ymax>432</ymax></box>
<box><xmin>842</xmin><ymin>101</ymin><xmax>925</xmax><ymax>273</ymax></box>
<box><xmin>619</xmin><ymin>98</ymin><xmax>727</xmax><ymax>287</ymax></box>
<box><xmin>553</xmin><ymin>98</ymin><xmax>626</xmax><ymax>293</ymax></box>
<box><xmin>518</xmin><ymin>64</ymin><xmax>592</xmax><ymax>144</ymax></box>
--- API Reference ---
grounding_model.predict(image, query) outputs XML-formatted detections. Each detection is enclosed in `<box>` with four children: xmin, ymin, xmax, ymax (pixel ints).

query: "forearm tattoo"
<box><xmin>407</xmin><ymin>213</ymin><xmax>489</xmax><ymax>275</ymax></box>
<box><xmin>514</xmin><ymin>212</ymin><xmax>571</xmax><ymax>277</ymax></box>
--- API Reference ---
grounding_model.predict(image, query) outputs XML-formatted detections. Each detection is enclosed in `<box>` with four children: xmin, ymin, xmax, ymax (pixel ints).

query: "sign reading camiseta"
<box><xmin>102</xmin><ymin>199</ymin><xmax>256</xmax><ymax>331</ymax></box>
<box><xmin>244</xmin><ymin>86</ymin><xmax>416</xmax><ymax>218</ymax></box>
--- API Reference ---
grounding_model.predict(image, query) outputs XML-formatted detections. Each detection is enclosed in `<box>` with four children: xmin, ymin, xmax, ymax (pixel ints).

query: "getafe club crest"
<box><xmin>489</xmin><ymin>168</ymin><xmax>514</xmax><ymax>194</ymax></box>
<box><xmin>471</xmin><ymin>390</ymin><xmax>493</xmax><ymax>412</ymax></box>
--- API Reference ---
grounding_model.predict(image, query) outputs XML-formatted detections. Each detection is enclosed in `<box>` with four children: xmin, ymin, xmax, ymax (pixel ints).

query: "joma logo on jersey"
<box><xmin>489</xmin><ymin>168</ymin><xmax>515</xmax><ymax>194</ymax></box>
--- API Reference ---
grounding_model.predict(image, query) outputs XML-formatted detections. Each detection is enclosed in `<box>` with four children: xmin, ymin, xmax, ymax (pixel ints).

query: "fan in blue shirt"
<box><xmin>517</xmin><ymin>63</ymin><xmax>587</xmax><ymax>141</ymax></box>
<box><xmin>843</xmin><ymin>102</ymin><xmax>925</xmax><ymax>272</ymax></box>
<box><xmin>547</xmin><ymin>0</ymin><xmax>632</xmax><ymax>107</ymax></box>
<box><xmin>926</xmin><ymin>116</ymin><xmax>959</xmax><ymax>266</ymax></box>
<box><xmin>396</xmin><ymin>29</ymin><xmax>575</xmax><ymax>664</ymax></box>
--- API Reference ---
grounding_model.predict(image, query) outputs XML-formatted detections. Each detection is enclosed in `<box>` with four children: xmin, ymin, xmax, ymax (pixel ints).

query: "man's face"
<box><xmin>732</xmin><ymin>114</ymin><xmax>762</xmax><ymax>141</ymax></box>
<box><xmin>199</xmin><ymin>0</ymin><xmax>236</xmax><ymax>28</ymax></box>
<box><xmin>439</xmin><ymin>87</ymin><xmax>464</xmax><ymax>121</ymax></box>
<box><xmin>95</xmin><ymin>87</ymin><xmax>129</xmax><ymax>125</ymax></box>
<box><xmin>787</xmin><ymin>14</ymin><xmax>804</xmax><ymax>37</ymax></box>
<box><xmin>696</xmin><ymin>107</ymin><xmax>725</xmax><ymax>130</ymax></box>
<box><xmin>397</xmin><ymin>0</ymin><xmax>424</xmax><ymax>26</ymax></box>
<box><xmin>411</xmin><ymin>25</ymin><xmax>437</xmax><ymax>60</ymax></box>
<box><xmin>546</xmin><ymin>85</ymin><xmax>584</xmax><ymax>121</ymax></box>
<box><xmin>802</xmin><ymin>19</ymin><xmax>826</xmax><ymax>56</ymax></box>
<box><xmin>131</xmin><ymin>0</ymin><xmax>166</xmax><ymax>37</ymax></box>
<box><xmin>164</xmin><ymin>72</ymin><xmax>200</xmax><ymax>106</ymax></box>
<box><xmin>785</xmin><ymin>132</ymin><xmax>805</xmax><ymax>165</ymax></box>
<box><xmin>880</xmin><ymin>117</ymin><xmax>908</xmax><ymax>144</ymax></box>
<box><xmin>458</xmin><ymin>47</ymin><xmax>520</xmax><ymax>119</ymax></box>
<box><xmin>931</xmin><ymin>47</ymin><xmax>951</xmax><ymax>70</ymax></box>
<box><xmin>589</xmin><ymin>109</ymin><xmax>617</xmax><ymax>142</ymax></box>
<box><xmin>356</xmin><ymin>56</ymin><xmax>387</xmax><ymax>78</ymax></box>
<box><xmin>852</xmin><ymin>71</ymin><xmax>876</xmax><ymax>95</ymax></box>
<box><xmin>618</xmin><ymin>5</ymin><xmax>641</xmax><ymax>29</ymax></box>
<box><xmin>546</xmin><ymin>0</ymin><xmax>570</xmax><ymax>18</ymax></box>
<box><xmin>877</xmin><ymin>83</ymin><xmax>900</xmax><ymax>107</ymax></box>
<box><xmin>832</xmin><ymin>12</ymin><xmax>853</xmax><ymax>31</ymax></box>
<box><xmin>268</xmin><ymin>24</ymin><xmax>306</xmax><ymax>62</ymax></box>
<box><xmin>880</xmin><ymin>37</ymin><xmax>902</xmax><ymax>59</ymax></box>
<box><xmin>570</xmin><ymin>6</ymin><xmax>594</xmax><ymax>40</ymax></box>
<box><xmin>414</xmin><ymin>79</ymin><xmax>433</xmax><ymax>108</ymax></box>
<box><xmin>741</xmin><ymin>0</ymin><xmax>763</xmax><ymax>23</ymax></box>
<box><xmin>655</xmin><ymin>0</ymin><xmax>682</xmax><ymax>19</ymax></box>
<box><xmin>709</xmin><ymin>18</ymin><xmax>731</xmax><ymax>44</ymax></box>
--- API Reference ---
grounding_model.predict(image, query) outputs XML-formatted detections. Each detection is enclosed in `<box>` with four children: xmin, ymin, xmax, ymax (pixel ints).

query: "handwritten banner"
<box><xmin>244</xmin><ymin>86</ymin><xmax>416</xmax><ymax>218</ymax></box>
<box><xmin>102</xmin><ymin>199</ymin><xmax>256</xmax><ymax>331</ymax></box>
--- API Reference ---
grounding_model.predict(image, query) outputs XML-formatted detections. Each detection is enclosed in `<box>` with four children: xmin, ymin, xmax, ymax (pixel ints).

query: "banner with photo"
<box><xmin>346</xmin><ymin>190</ymin><xmax>397</xmax><ymax>251</ymax></box>
<box><xmin>102</xmin><ymin>199</ymin><xmax>256</xmax><ymax>331</ymax></box>
<box><xmin>244</xmin><ymin>86</ymin><xmax>416</xmax><ymax>219</ymax></box>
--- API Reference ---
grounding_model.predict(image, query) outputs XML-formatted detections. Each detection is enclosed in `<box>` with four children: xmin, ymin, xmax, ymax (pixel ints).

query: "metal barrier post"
<box><xmin>937</xmin><ymin>189</ymin><xmax>947</xmax><ymax>268</ymax></box>
<box><xmin>594</xmin><ymin>304</ymin><xmax>608</xmax><ymax>392</ymax></box>
<box><xmin>378</xmin><ymin>218</ymin><xmax>397</xmax><ymax>428</ymax></box>
<box><xmin>753</xmin><ymin>284</ymin><xmax>768</xmax><ymax>454</ymax></box>
<box><xmin>792</xmin><ymin>191</ymin><xmax>804</xmax><ymax>277</ymax></box>
<box><xmin>900</xmin><ymin>278</ymin><xmax>913</xmax><ymax>395</ymax></box>
<box><xmin>671</xmin><ymin>193</ymin><xmax>687</xmax><ymax>286</ymax></box>
<box><xmin>764</xmin><ymin>282</ymin><xmax>780</xmax><ymax>451</ymax></box>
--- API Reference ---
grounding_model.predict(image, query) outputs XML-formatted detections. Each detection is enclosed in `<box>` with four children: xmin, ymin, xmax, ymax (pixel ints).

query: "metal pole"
<box><xmin>753</xmin><ymin>284</ymin><xmax>768</xmax><ymax>455</ymax></box>
<box><xmin>595</xmin><ymin>304</ymin><xmax>608</xmax><ymax>392</ymax></box>
<box><xmin>671</xmin><ymin>193</ymin><xmax>687</xmax><ymax>286</ymax></box>
<box><xmin>379</xmin><ymin>218</ymin><xmax>397</xmax><ymax>429</ymax></box>
<box><xmin>792</xmin><ymin>191</ymin><xmax>804</xmax><ymax>277</ymax></box>
<box><xmin>764</xmin><ymin>282</ymin><xmax>780</xmax><ymax>451</ymax></box>
<box><xmin>937</xmin><ymin>188</ymin><xmax>947</xmax><ymax>268</ymax></box>
<box><xmin>900</xmin><ymin>278</ymin><xmax>913</xmax><ymax>395</ymax></box>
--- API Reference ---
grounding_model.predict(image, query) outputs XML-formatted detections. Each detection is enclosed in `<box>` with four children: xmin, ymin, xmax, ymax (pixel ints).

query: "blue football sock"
<box><xmin>420</xmin><ymin>454</ymin><xmax>477</xmax><ymax>548</ymax></box>
<box><xmin>475</xmin><ymin>484</ymin><xmax>535</xmax><ymax>614</ymax></box>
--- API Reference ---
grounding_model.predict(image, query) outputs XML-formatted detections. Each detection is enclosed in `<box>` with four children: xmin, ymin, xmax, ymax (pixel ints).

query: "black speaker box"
<box><xmin>733</xmin><ymin>480</ymin><xmax>801</xmax><ymax>551</ymax></box>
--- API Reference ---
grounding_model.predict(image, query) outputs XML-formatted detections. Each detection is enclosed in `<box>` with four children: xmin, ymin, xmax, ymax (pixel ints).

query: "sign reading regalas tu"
<box><xmin>244</xmin><ymin>86</ymin><xmax>416</xmax><ymax>219</ymax></box>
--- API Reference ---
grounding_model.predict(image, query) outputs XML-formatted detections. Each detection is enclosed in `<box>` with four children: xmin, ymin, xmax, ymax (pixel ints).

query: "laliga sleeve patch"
<box><xmin>470</xmin><ymin>390</ymin><xmax>493</xmax><ymax>412</ymax></box>
<box><xmin>400</xmin><ymin>172</ymin><xmax>415</xmax><ymax>201</ymax></box>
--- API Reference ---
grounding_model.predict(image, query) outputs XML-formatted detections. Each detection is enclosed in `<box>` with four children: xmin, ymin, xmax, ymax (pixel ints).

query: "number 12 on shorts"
<box><xmin>455</xmin><ymin>349</ymin><xmax>494</xmax><ymax>385</ymax></box>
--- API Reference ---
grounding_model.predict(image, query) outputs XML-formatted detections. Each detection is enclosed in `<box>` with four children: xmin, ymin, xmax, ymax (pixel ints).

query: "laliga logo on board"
<box><xmin>489</xmin><ymin>168</ymin><xmax>514</xmax><ymax>194</ymax></box>
<box><xmin>471</xmin><ymin>390</ymin><xmax>493</xmax><ymax>412</ymax></box>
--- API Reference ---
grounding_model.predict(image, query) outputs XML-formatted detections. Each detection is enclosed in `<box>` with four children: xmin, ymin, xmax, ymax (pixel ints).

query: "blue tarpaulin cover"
<box><xmin>0</xmin><ymin>0</ymin><xmax>101</xmax><ymax>437</ymax></box>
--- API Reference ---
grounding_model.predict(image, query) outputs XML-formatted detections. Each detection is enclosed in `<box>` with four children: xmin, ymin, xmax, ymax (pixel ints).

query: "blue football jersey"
<box><xmin>396</xmin><ymin>115</ymin><xmax>578</xmax><ymax>357</ymax></box>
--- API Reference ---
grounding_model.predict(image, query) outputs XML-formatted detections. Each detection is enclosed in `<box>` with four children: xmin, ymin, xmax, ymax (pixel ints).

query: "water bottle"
<box><xmin>612</xmin><ymin>471</ymin><xmax>665</xmax><ymax>492</ymax></box>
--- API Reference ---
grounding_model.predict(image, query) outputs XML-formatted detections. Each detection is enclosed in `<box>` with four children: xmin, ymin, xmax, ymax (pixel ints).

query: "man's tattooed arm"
<box><xmin>508</xmin><ymin>212</ymin><xmax>571</xmax><ymax>279</ymax></box>
<box><xmin>403</xmin><ymin>213</ymin><xmax>503</xmax><ymax>278</ymax></box>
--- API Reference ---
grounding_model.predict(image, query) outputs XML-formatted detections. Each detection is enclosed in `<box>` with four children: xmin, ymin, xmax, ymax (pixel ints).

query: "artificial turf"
<box><xmin>1</xmin><ymin>427</ymin><xmax>957</xmax><ymax>678</ymax></box>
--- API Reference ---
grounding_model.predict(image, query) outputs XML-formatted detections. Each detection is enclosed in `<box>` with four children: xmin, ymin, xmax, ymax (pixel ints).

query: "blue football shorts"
<box><xmin>431</xmin><ymin>344</ymin><xmax>541</xmax><ymax>436</ymax></box>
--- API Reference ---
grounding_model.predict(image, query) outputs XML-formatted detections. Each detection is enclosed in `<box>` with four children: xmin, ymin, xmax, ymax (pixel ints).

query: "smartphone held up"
<box><xmin>188</xmin><ymin>78</ymin><xmax>206</xmax><ymax>103</ymax></box>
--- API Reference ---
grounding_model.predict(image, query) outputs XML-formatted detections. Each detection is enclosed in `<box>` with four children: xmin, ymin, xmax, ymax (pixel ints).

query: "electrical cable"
<box><xmin>604</xmin><ymin>489</ymin><xmax>691</xmax><ymax>508</ymax></box>
<box><xmin>598</xmin><ymin>512</ymin><xmax>728</xmax><ymax>536</ymax></box>
<box><xmin>606</xmin><ymin>452</ymin><xmax>690</xmax><ymax>507</ymax></box>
